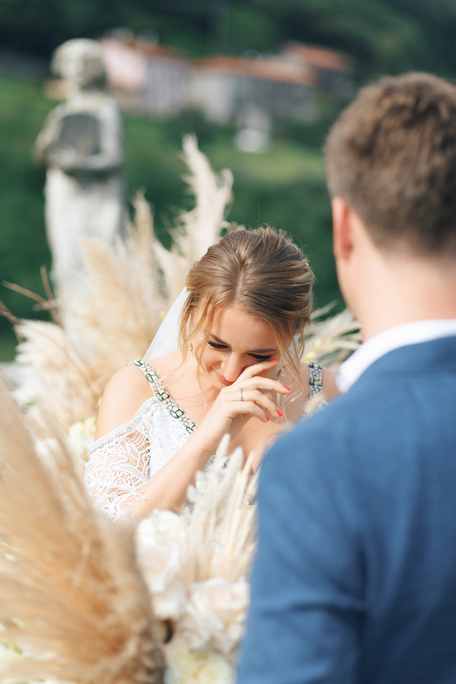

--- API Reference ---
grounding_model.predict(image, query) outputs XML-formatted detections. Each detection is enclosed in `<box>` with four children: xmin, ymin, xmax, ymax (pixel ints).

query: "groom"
<box><xmin>237</xmin><ymin>73</ymin><xmax>456</xmax><ymax>683</ymax></box>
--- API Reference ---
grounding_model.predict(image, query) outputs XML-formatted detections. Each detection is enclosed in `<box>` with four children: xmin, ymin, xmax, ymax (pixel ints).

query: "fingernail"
<box><xmin>283</xmin><ymin>385</ymin><xmax>291</xmax><ymax>391</ymax></box>
<box><xmin>277</xmin><ymin>409</ymin><xmax>283</xmax><ymax>417</ymax></box>
<box><xmin>269</xmin><ymin>359</ymin><xmax>278</xmax><ymax>363</ymax></box>
<box><xmin>266</xmin><ymin>415</ymin><xmax>270</xmax><ymax>421</ymax></box>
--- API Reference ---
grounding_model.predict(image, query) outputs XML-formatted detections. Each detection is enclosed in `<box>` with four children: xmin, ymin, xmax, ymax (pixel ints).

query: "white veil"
<box><xmin>143</xmin><ymin>288</ymin><xmax>189</xmax><ymax>362</ymax></box>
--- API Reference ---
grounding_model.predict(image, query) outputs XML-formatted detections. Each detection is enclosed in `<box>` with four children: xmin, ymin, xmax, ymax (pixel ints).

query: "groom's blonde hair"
<box><xmin>325</xmin><ymin>72</ymin><xmax>456</xmax><ymax>255</ymax></box>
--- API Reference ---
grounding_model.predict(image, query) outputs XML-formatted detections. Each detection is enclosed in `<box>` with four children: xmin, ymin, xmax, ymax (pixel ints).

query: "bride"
<box><xmin>84</xmin><ymin>227</ymin><xmax>338</xmax><ymax>521</ymax></box>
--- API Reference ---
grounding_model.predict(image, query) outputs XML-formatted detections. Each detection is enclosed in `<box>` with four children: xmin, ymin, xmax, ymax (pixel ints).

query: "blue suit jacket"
<box><xmin>237</xmin><ymin>337</ymin><xmax>456</xmax><ymax>684</ymax></box>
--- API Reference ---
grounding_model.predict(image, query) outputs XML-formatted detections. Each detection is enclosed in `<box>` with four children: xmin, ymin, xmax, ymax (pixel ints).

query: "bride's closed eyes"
<box><xmin>207</xmin><ymin>340</ymin><xmax>274</xmax><ymax>362</ymax></box>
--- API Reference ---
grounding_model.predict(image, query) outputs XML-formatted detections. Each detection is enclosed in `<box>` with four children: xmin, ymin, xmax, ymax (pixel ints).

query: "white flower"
<box><xmin>136</xmin><ymin>513</ymin><xmax>187</xmax><ymax>620</ymax></box>
<box><xmin>137</xmin><ymin>510</ymin><xmax>185</xmax><ymax>546</ymax></box>
<box><xmin>178</xmin><ymin>577</ymin><xmax>249</xmax><ymax>655</ymax></box>
<box><xmin>165</xmin><ymin>635</ymin><xmax>234</xmax><ymax>684</ymax></box>
<box><xmin>68</xmin><ymin>416</ymin><xmax>97</xmax><ymax>462</ymax></box>
<box><xmin>68</xmin><ymin>416</ymin><xmax>97</xmax><ymax>438</ymax></box>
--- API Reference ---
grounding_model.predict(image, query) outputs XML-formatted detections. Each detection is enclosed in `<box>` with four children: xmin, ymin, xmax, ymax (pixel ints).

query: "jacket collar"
<box><xmin>338</xmin><ymin>320</ymin><xmax>456</xmax><ymax>393</ymax></box>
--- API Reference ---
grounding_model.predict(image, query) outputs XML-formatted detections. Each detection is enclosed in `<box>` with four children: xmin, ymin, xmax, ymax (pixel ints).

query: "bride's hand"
<box><xmin>196</xmin><ymin>360</ymin><xmax>291</xmax><ymax>453</ymax></box>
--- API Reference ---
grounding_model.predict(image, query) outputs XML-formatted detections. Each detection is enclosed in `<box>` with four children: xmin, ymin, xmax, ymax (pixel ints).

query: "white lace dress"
<box><xmin>84</xmin><ymin>359</ymin><xmax>326</xmax><ymax>521</ymax></box>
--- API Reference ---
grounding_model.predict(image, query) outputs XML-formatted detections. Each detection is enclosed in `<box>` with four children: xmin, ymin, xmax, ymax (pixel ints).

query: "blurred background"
<box><xmin>1</xmin><ymin>0</ymin><xmax>456</xmax><ymax>360</ymax></box>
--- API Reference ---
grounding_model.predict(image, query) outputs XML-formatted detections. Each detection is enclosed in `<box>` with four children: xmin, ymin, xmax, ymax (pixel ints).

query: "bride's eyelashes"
<box><xmin>207</xmin><ymin>340</ymin><xmax>228</xmax><ymax>350</ymax></box>
<box><xmin>250</xmin><ymin>353</ymin><xmax>274</xmax><ymax>361</ymax></box>
<box><xmin>207</xmin><ymin>340</ymin><xmax>273</xmax><ymax>362</ymax></box>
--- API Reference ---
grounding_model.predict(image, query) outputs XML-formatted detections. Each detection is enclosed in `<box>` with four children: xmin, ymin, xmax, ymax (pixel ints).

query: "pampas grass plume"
<box><xmin>182</xmin><ymin>435</ymin><xmax>257</xmax><ymax>585</ymax></box>
<box><xmin>0</xmin><ymin>376</ymin><xmax>165</xmax><ymax>684</ymax></box>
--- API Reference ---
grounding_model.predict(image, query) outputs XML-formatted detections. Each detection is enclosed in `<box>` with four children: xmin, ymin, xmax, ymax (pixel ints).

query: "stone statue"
<box><xmin>34</xmin><ymin>39</ymin><xmax>125</xmax><ymax>296</ymax></box>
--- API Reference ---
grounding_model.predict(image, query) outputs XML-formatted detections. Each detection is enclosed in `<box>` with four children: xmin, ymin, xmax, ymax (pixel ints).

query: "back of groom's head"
<box><xmin>325</xmin><ymin>73</ymin><xmax>456</xmax><ymax>256</ymax></box>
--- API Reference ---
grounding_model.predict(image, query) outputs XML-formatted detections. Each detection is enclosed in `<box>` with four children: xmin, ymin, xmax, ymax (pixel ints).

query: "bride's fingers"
<box><xmin>232</xmin><ymin>400</ymin><xmax>271</xmax><ymax>423</ymax></box>
<box><xmin>238</xmin><ymin>389</ymin><xmax>279</xmax><ymax>419</ymax></box>
<box><xmin>233</xmin><ymin>376</ymin><xmax>291</xmax><ymax>396</ymax></box>
<box><xmin>236</xmin><ymin>359</ymin><xmax>279</xmax><ymax>381</ymax></box>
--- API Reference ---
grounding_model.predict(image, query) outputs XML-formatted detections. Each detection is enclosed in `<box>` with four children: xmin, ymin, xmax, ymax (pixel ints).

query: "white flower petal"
<box><xmin>165</xmin><ymin>635</ymin><xmax>234</xmax><ymax>684</ymax></box>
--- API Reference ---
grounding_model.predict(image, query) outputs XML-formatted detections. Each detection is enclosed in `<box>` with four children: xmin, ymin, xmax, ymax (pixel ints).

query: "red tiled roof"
<box><xmin>193</xmin><ymin>55</ymin><xmax>315</xmax><ymax>86</ymax></box>
<box><xmin>134</xmin><ymin>38</ymin><xmax>185</xmax><ymax>61</ymax></box>
<box><xmin>283</xmin><ymin>43</ymin><xmax>350</xmax><ymax>72</ymax></box>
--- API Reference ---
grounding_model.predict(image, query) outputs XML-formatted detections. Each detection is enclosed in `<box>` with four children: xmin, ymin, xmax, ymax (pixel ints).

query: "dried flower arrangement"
<box><xmin>0</xmin><ymin>375</ymin><xmax>254</xmax><ymax>684</ymax></box>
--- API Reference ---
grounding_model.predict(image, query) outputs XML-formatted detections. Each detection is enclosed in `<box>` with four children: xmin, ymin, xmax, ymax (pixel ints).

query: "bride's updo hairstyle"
<box><xmin>179</xmin><ymin>226</ymin><xmax>314</xmax><ymax>387</ymax></box>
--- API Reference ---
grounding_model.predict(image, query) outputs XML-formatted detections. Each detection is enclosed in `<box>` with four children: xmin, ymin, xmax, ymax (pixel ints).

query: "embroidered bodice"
<box><xmin>308</xmin><ymin>361</ymin><xmax>326</xmax><ymax>403</ymax></box>
<box><xmin>84</xmin><ymin>360</ymin><xmax>327</xmax><ymax>521</ymax></box>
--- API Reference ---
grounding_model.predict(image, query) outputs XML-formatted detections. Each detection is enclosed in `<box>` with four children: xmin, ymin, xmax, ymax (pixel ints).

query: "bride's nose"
<box><xmin>222</xmin><ymin>353</ymin><xmax>246</xmax><ymax>383</ymax></box>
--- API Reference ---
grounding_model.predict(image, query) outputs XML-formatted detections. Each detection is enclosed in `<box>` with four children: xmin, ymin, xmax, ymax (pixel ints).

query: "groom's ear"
<box><xmin>332</xmin><ymin>197</ymin><xmax>354</xmax><ymax>262</ymax></box>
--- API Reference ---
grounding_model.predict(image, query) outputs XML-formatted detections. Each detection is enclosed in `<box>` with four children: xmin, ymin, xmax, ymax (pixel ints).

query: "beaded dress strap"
<box><xmin>308</xmin><ymin>361</ymin><xmax>323</xmax><ymax>398</ymax></box>
<box><xmin>129</xmin><ymin>359</ymin><xmax>198</xmax><ymax>434</ymax></box>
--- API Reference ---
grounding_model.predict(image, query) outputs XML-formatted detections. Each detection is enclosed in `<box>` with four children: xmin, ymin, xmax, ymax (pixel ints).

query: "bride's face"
<box><xmin>194</xmin><ymin>305</ymin><xmax>279</xmax><ymax>388</ymax></box>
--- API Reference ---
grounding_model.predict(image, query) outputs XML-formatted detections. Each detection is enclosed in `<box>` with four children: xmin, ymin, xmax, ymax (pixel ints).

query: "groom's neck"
<box><xmin>341</xmin><ymin>226</ymin><xmax>456</xmax><ymax>342</ymax></box>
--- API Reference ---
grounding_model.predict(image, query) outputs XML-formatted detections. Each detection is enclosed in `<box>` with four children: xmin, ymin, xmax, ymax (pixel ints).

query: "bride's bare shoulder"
<box><xmin>143</xmin><ymin>350</ymin><xmax>182</xmax><ymax>378</ymax></box>
<box><xmin>321</xmin><ymin>366</ymin><xmax>339</xmax><ymax>400</ymax></box>
<box><xmin>94</xmin><ymin>364</ymin><xmax>154</xmax><ymax>440</ymax></box>
<box><xmin>95</xmin><ymin>352</ymin><xmax>184</xmax><ymax>440</ymax></box>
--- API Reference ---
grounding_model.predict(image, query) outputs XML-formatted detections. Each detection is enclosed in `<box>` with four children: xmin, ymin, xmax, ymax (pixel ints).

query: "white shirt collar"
<box><xmin>337</xmin><ymin>319</ymin><xmax>456</xmax><ymax>393</ymax></box>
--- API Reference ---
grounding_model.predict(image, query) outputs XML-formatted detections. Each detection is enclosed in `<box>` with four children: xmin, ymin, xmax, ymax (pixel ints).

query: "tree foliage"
<box><xmin>1</xmin><ymin>0</ymin><xmax>456</xmax><ymax>79</ymax></box>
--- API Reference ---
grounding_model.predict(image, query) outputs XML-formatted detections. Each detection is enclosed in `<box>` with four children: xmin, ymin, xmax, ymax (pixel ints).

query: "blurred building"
<box><xmin>281</xmin><ymin>43</ymin><xmax>353</xmax><ymax>98</ymax></box>
<box><xmin>100</xmin><ymin>35</ymin><xmax>190</xmax><ymax>116</ymax></box>
<box><xmin>189</xmin><ymin>55</ymin><xmax>316</xmax><ymax>126</ymax></box>
<box><xmin>99</xmin><ymin>33</ymin><xmax>352</xmax><ymax>126</ymax></box>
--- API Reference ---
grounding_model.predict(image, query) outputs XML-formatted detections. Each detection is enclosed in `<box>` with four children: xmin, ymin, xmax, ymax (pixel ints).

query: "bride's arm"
<box><xmin>87</xmin><ymin>365</ymin><xmax>217</xmax><ymax>519</ymax></box>
<box><xmin>87</xmin><ymin>361</ymin><xmax>289</xmax><ymax>519</ymax></box>
<box><xmin>85</xmin><ymin>416</ymin><xmax>217</xmax><ymax>521</ymax></box>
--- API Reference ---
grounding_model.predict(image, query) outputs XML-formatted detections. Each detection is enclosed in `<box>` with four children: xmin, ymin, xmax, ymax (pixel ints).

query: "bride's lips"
<box><xmin>214</xmin><ymin>370</ymin><xmax>232</xmax><ymax>385</ymax></box>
